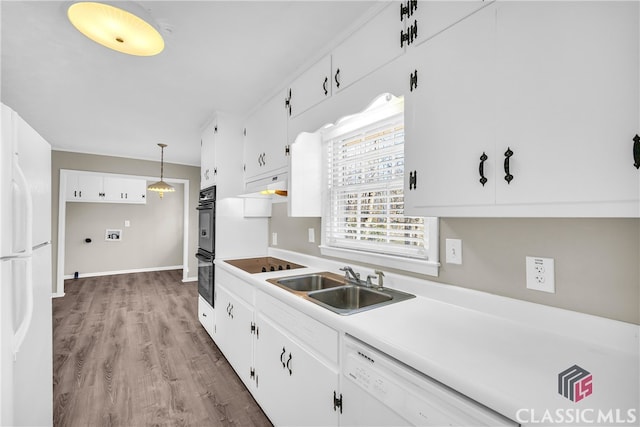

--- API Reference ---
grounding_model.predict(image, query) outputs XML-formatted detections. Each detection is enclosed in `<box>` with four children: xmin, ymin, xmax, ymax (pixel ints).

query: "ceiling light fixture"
<box><xmin>67</xmin><ymin>1</ymin><xmax>164</xmax><ymax>56</ymax></box>
<box><xmin>148</xmin><ymin>143</ymin><xmax>175</xmax><ymax>199</ymax></box>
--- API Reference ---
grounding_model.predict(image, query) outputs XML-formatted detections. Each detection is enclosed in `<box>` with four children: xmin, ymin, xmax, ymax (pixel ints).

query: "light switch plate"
<box><xmin>526</xmin><ymin>256</ymin><xmax>555</xmax><ymax>293</ymax></box>
<box><xmin>445</xmin><ymin>239</ymin><xmax>462</xmax><ymax>264</ymax></box>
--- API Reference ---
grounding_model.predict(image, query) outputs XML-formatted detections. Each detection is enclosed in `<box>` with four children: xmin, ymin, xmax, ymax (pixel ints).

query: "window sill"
<box><xmin>319</xmin><ymin>245</ymin><xmax>440</xmax><ymax>277</ymax></box>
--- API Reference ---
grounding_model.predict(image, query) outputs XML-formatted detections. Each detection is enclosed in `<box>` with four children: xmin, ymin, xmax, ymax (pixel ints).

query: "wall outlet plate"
<box><xmin>445</xmin><ymin>239</ymin><xmax>462</xmax><ymax>265</ymax></box>
<box><xmin>308</xmin><ymin>228</ymin><xmax>315</xmax><ymax>243</ymax></box>
<box><xmin>526</xmin><ymin>256</ymin><xmax>555</xmax><ymax>293</ymax></box>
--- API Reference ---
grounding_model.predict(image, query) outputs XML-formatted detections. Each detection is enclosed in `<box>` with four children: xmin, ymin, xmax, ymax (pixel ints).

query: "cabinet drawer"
<box><xmin>257</xmin><ymin>291</ymin><xmax>338</xmax><ymax>365</ymax></box>
<box><xmin>215</xmin><ymin>266</ymin><xmax>255</xmax><ymax>306</ymax></box>
<box><xmin>198</xmin><ymin>295</ymin><xmax>214</xmax><ymax>337</ymax></box>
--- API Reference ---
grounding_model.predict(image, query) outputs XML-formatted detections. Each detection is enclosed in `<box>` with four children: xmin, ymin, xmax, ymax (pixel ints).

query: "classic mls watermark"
<box><xmin>515</xmin><ymin>365</ymin><xmax>638</xmax><ymax>424</ymax></box>
<box><xmin>558</xmin><ymin>365</ymin><xmax>593</xmax><ymax>403</ymax></box>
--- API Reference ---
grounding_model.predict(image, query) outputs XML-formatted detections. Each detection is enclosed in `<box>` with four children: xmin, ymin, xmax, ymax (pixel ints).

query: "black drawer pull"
<box><xmin>504</xmin><ymin>147</ymin><xmax>514</xmax><ymax>184</ymax></box>
<box><xmin>479</xmin><ymin>152</ymin><xmax>488</xmax><ymax>186</ymax></box>
<box><xmin>633</xmin><ymin>134</ymin><xmax>640</xmax><ymax>169</ymax></box>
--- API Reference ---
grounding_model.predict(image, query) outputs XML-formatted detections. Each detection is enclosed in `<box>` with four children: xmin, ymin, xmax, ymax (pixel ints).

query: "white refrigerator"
<box><xmin>0</xmin><ymin>103</ymin><xmax>53</xmax><ymax>426</ymax></box>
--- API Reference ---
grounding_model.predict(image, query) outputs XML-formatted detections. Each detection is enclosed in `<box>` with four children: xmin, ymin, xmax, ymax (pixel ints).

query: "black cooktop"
<box><xmin>225</xmin><ymin>257</ymin><xmax>305</xmax><ymax>274</ymax></box>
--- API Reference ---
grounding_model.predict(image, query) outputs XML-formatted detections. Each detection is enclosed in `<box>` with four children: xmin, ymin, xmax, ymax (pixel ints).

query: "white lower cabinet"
<box><xmin>253</xmin><ymin>312</ymin><xmax>339</xmax><ymax>426</ymax></box>
<box><xmin>197</xmin><ymin>295</ymin><xmax>214</xmax><ymax>337</ymax></box>
<box><xmin>211</xmin><ymin>271</ymin><xmax>514</xmax><ymax>426</ymax></box>
<box><xmin>214</xmin><ymin>283</ymin><xmax>255</xmax><ymax>389</ymax></box>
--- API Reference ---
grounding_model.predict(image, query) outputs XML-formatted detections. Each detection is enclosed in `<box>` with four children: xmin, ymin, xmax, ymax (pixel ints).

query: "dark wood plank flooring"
<box><xmin>52</xmin><ymin>270</ymin><xmax>272</xmax><ymax>427</ymax></box>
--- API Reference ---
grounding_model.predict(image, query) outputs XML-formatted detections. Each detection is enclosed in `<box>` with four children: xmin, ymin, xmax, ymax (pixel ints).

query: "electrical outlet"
<box><xmin>445</xmin><ymin>239</ymin><xmax>462</xmax><ymax>265</ymax></box>
<box><xmin>308</xmin><ymin>228</ymin><xmax>315</xmax><ymax>243</ymax></box>
<box><xmin>526</xmin><ymin>256</ymin><xmax>555</xmax><ymax>293</ymax></box>
<box><xmin>272</xmin><ymin>232</ymin><xmax>278</xmax><ymax>246</ymax></box>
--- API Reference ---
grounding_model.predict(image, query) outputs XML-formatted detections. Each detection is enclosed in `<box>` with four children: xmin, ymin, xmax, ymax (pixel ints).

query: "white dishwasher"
<box><xmin>340</xmin><ymin>335</ymin><xmax>517</xmax><ymax>427</ymax></box>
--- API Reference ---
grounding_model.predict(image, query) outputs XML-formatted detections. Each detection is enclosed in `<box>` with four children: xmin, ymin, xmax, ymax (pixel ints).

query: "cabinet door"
<box><xmin>408</xmin><ymin>0</ymin><xmax>491</xmax><ymax>47</ymax></box>
<box><xmin>243</xmin><ymin>93</ymin><xmax>288</xmax><ymax>184</ymax></box>
<box><xmin>197</xmin><ymin>295</ymin><xmax>214</xmax><ymax>338</ymax></box>
<box><xmin>496</xmin><ymin>1</ymin><xmax>640</xmax><ymax>207</ymax></box>
<box><xmin>289</xmin><ymin>55</ymin><xmax>332</xmax><ymax>118</ymax></box>
<box><xmin>404</xmin><ymin>4</ymin><xmax>496</xmax><ymax>214</ymax></box>
<box><xmin>214</xmin><ymin>285</ymin><xmax>254</xmax><ymax>388</ymax></box>
<box><xmin>200</xmin><ymin>119</ymin><xmax>217</xmax><ymax>189</ymax></box>
<box><xmin>253</xmin><ymin>313</ymin><xmax>339</xmax><ymax>427</ymax></box>
<box><xmin>332</xmin><ymin>3</ymin><xmax>402</xmax><ymax>94</ymax></box>
<box><xmin>65</xmin><ymin>174</ymin><xmax>81</xmax><ymax>201</ymax></box>
<box><xmin>214</xmin><ymin>114</ymin><xmax>245</xmax><ymax>199</ymax></box>
<box><xmin>103</xmin><ymin>177</ymin><xmax>146</xmax><ymax>203</ymax></box>
<box><xmin>77</xmin><ymin>174</ymin><xmax>103</xmax><ymax>202</ymax></box>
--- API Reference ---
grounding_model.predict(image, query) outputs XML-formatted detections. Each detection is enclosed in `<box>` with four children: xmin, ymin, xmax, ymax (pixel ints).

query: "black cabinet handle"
<box><xmin>334</xmin><ymin>68</ymin><xmax>340</xmax><ymax>89</ymax></box>
<box><xmin>479</xmin><ymin>152</ymin><xmax>488</xmax><ymax>186</ymax></box>
<box><xmin>286</xmin><ymin>353</ymin><xmax>292</xmax><ymax>375</ymax></box>
<box><xmin>323</xmin><ymin>77</ymin><xmax>328</xmax><ymax>96</ymax></box>
<box><xmin>202</xmin><ymin>312</ymin><xmax>207</xmax><ymax>317</ymax></box>
<box><xmin>280</xmin><ymin>347</ymin><xmax>286</xmax><ymax>368</ymax></box>
<box><xmin>504</xmin><ymin>147</ymin><xmax>514</xmax><ymax>184</ymax></box>
<box><xmin>633</xmin><ymin>134</ymin><xmax>640</xmax><ymax>169</ymax></box>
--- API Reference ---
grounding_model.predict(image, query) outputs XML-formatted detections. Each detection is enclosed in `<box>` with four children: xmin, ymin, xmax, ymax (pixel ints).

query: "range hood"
<box><xmin>241</xmin><ymin>170</ymin><xmax>288</xmax><ymax>198</ymax></box>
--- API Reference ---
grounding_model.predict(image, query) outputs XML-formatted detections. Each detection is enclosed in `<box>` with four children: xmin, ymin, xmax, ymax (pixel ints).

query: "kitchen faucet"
<box><xmin>340</xmin><ymin>266</ymin><xmax>385</xmax><ymax>290</ymax></box>
<box><xmin>339</xmin><ymin>266</ymin><xmax>362</xmax><ymax>286</ymax></box>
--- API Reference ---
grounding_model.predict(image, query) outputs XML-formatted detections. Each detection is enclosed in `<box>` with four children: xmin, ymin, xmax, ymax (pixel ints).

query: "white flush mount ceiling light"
<box><xmin>148</xmin><ymin>143</ymin><xmax>175</xmax><ymax>199</ymax></box>
<box><xmin>67</xmin><ymin>1</ymin><xmax>164</xmax><ymax>56</ymax></box>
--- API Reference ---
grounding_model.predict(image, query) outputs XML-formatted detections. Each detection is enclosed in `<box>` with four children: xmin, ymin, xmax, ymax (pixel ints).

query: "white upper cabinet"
<box><xmin>200</xmin><ymin>118</ymin><xmax>216</xmax><ymax>190</ymax></box>
<box><xmin>65</xmin><ymin>172</ymin><xmax>147</xmax><ymax>204</ymax></box>
<box><xmin>103</xmin><ymin>177</ymin><xmax>146</xmax><ymax>203</ymax></box>
<box><xmin>404</xmin><ymin>2</ymin><xmax>496</xmax><ymax>212</ymax></box>
<box><xmin>200</xmin><ymin>113</ymin><xmax>245</xmax><ymax>197</ymax></box>
<box><xmin>494</xmin><ymin>1</ymin><xmax>639</xmax><ymax>214</ymax></box>
<box><xmin>65</xmin><ymin>173</ymin><xmax>102</xmax><ymax>202</ymax></box>
<box><xmin>287</xmin><ymin>55</ymin><xmax>332</xmax><ymax>119</ymax></box>
<box><xmin>243</xmin><ymin>92</ymin><xmax>289</xmax><ymax>190</ymax></box>
<box><xmin>332</xmin><ymin>3</ymin><xmax>403</xmax><ymax>94</ymax></box>
<box><xmin>405</xmin><ymin>1</ymin><xmax>640</xmax><ymax>217</ymax></box>
<box><xmin>405</xmin><ymin>0</ymin><xmax>492</xmax><ymax>48</ymax></box>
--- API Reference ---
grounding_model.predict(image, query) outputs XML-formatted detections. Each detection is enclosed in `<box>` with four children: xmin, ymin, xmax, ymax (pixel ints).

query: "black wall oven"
<box><xmin>196</xmin><ymin>186</ymin><xmax>215</xmax><ymax>307</ymax></box>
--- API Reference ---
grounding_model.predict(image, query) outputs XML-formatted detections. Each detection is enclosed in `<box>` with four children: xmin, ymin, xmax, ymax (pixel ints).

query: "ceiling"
<box><xmin>1</xmin><ymin>1</ymin><xmax>377</xmax><ymax>166</ymax></box>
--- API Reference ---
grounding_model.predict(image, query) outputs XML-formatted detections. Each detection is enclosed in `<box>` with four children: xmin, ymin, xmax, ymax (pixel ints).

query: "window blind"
<box><xmin>326</xmin><ymin>113</ymin><xmax>427</xmax><ymax>259</ymax></box>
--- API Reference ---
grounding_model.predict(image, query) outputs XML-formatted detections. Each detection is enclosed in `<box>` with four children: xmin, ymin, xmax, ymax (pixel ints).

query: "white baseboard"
<box><xmin>52</xmin><ymin>292</ymin><xmax>65</xmax><ymax>298</ymax></box>
<box><xmin>182</xmin><ymin>276</ymin><xmax>197</xmax><ymax>283</ymax></box>
<box><xmin>63</xmin><ymin>265</ymin><xmax>183</xmax><ymax>280</ymax></box>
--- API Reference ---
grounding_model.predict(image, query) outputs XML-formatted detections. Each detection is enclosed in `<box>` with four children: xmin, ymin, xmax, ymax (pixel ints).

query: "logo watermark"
<box><xmin>515</xmin><ymin>365</ymin><xmax>638</xmax><ymax>424</ymax></box>
<box><xmin>558</xmin><ymin>365</ymin><xmax>593</xmax><ymax>403</ymax></box>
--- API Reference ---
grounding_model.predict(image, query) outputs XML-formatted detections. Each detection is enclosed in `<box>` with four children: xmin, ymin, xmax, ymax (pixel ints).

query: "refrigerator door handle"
<box><xmin>13</xmin><ymin>257</ymin><xmax>34</xmax><ymax>359</ymax></box>
<box><xmin>11</xmin><ymin>152</ymin><xmax>33</xmax><ymax>257</ymax></box>
<box><xmin>11</xmin><ymin>151</ymin><xmax>35</xmax><ymax>358</ymax></box>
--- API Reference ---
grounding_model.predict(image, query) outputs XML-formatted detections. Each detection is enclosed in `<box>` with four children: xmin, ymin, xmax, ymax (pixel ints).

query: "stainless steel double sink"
<box><xmin>267</xmin><ymin>272</ymin><xmax>415</xmax><ymax>315</ymax></box>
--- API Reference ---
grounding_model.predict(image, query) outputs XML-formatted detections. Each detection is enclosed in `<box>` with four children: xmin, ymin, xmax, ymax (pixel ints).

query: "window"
<box><xmin>320</xmin><ymin>94</ymin><xmax>439</xmax><ymax>276</ymax></box>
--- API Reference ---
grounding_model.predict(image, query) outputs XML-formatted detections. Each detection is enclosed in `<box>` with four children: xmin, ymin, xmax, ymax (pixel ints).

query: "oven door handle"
<box><xmin>196</xmin><ymin>205</ymin><xmax>214</xmax><ymax>210</ymax></box>
<box><xmin>195</xmin><ymin>253</ymin><xmax>212</xmax><ymax>262</ymax></box>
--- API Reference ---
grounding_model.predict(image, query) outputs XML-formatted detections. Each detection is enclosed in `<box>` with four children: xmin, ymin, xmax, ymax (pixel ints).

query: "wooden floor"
<box><xmin>52</xmin><ymin>270</ymin><xmax>272</xmax><ymax>427</ymax></box>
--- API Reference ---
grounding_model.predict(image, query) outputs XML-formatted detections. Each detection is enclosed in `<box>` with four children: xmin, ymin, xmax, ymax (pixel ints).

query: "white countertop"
<box><xmin>215</xmin><ymin>249</ymin><xmax>640</xmax><ymax>425</ymax></box>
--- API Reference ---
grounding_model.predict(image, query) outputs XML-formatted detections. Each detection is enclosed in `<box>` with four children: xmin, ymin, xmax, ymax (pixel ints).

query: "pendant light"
<box><xmin>148</xmin><ymin>144</ymin><xmax>175</xmax><ymax>199</ymax></box>
<box><xmin>67</xmin><ymin>2</ymin><xmax>164</xmax><ymax>56</ymax></box>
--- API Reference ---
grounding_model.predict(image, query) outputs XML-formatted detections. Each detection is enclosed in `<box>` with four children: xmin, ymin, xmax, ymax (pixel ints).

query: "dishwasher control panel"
<box><xmin>342</xmin><ymin>336</ymin><xmax>517</xmax><ymax>427</ymax></box>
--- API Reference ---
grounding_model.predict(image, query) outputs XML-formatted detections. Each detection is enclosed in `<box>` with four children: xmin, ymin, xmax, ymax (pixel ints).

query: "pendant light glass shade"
<box><xmin>67</xmin><ymin>2</ymin><xmax>164</xmax><ymax>56</ymax></box>
<box><xmin>148</xmin><ymin>143</ymin><xmax>175</xmax><ymax>199</ymax></box>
